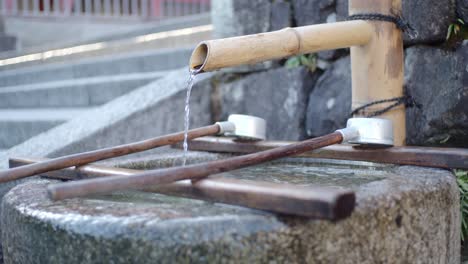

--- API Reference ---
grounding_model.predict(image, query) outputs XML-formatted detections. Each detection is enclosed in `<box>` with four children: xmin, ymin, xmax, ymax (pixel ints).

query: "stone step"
<box><xmin>2</xmin><ymin>68</ymin><xmax>214</xmax><ymax>164</ymax></box>
<box><xmin>0</xmin><ymin>108</ymin><xmax>95</xmax><ymax>149</ymax></box>
<box><xmin>0</xmin><ymin>26</ymin><xmax>211</xmax><ymax>71</ymax></box>
<box><xmin>0</xmin><ymin>47</ymin><xmax>192</xmax><ymax>87</ymax></box>
<box><xmin>0</xmin><ymin>14</ymin><xmax>211</xmax><ymax>64</ymax></box>
<box><xmin>0</xmin><ymin>71</ymin><xmax>167</xmax><ymax>108</ymax></box>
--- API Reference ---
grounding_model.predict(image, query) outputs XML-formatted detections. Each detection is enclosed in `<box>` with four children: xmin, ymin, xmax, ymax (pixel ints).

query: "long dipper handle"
<box><xmin>48</xmin><ymin>132</ymin><xmax>344</xmax><ymax>200</ymax></box>
<box><xmin>0</xmin><ymin>124</ymin><xmax>221</xmax><ymax>183</ymax></box>
<box><xmin>10</xmin><ymin>157</ymin><xmax>356</xmax><ymax>220</ymax></box>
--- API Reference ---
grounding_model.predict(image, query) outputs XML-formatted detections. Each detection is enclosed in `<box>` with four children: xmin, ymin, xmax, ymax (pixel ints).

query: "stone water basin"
<box><xmin>1</xmin><ymin>152</ymin><xmax>460</xmax><ymax>263</ymax></box>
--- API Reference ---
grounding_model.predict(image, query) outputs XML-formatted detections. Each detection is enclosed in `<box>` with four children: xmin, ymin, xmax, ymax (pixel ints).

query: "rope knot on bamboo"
<box><xmin>350</xmin><ymin>89</ymin><xmax>422</xmax><ymax>118</ymax></box>
<box><xmin>347</xmin><ymin>13</ymin><xmax>418</xmax><ymax>39</ymax></box>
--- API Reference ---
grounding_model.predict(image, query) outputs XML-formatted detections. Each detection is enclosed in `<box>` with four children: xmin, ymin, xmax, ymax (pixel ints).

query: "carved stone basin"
<box><xmin>0</xmin><ymin>151</ymin><xmax>460</xmax><ymax>263</ymax></box>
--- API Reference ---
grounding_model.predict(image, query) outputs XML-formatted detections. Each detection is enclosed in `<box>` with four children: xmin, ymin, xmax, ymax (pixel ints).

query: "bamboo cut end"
<box><xmin>190</xmin><ymin>42</ymin><xmax>209</xmax><ymax>73</ymax></box>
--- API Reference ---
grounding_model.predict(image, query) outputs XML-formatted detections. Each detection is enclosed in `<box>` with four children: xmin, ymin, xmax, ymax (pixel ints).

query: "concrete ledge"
<box><xmin>0</xmin><ymin>120</ymin><xmax>62</xmax><ymax>149</ymax></box>
<box><xmin>0</xmin><ymin>72</ymin><xmax>167</xmax><ymax>108</ymax></box>
<box><xmin>0</xmin><ymin>48</ymin><xmax>193</xmax><ymax>86</ymax></box>
<box><xmin>0</xmin><ymin>157</ymin><xmax>460</xmax><ymax>263</ymax></box>
<box><xmin>0</xmin><ymin>108</ymin><xmax>95</xmax><ymax>149</ymax></box>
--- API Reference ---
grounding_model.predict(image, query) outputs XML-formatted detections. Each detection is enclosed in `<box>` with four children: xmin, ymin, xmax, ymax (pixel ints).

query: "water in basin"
<box><xmin>92</xmin><ymin>159</ymin><xmax>389</xmax><ymax>206</ymax></box>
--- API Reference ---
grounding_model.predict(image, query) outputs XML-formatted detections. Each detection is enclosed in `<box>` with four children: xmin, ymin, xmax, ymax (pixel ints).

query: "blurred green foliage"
<box><xmin>285</xmin><ymin>54</ymin><xmax>317</xmax><ymax>72</ymax></box>
<box><xmin>457</xmin><ymin>170</ymin><xmax>468</xmax><ymax>242</ymax></box>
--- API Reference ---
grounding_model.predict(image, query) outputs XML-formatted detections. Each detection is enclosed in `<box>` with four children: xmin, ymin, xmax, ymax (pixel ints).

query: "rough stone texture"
<box><xmin>291</xmin><ymin>0</ymin><xmax>335</xmax><ymax>26</ymax></box>
<box><xmin>306</xmin><ymin>56</ymin><xmax>351</xmax><ymax>137</ymax></box>
<box><xmin>218</xmin><ymin>67</ymin><xmax>317</xmax><ymax>141</ymax></box>
<box><xmin>0</xmin><ymin>72</ymin><xmax>164</xmax><ymax>108</ymax></box>
<box><xmin>336</xmin><ymin>0</ymin><xmax>349</xmax><ymax>21</ymax></box>
<box><xmin>211</xmin><ymin>0</ymin><xmax>271</xmax><ymax>38</ymax></box>
<box><xmin>458</xmin><ymin>0</ymin><xmax>468</xmax><ymax>22</ymax></box>
<box><xmin>0</xmin><ymin>34</ymin><xmax>17</xmax><ymax>52</ymax></box>
<box><xmin>0</xmin><ymin>48</ymin><xmax>192</xmax><ymax>87</ymax></box>
<box><xmin>403</xmin><ymin>0</ymin><xmax>457</xmax><ymax>44</ymax></box>
<box><xmin>0</xmin><ymin>108</ymin><xmax>95</xmax><ymax>149</ymax></box>
<box><xmin>1</xmin><ymin>155</ymin><xmax>460</xmax><ymax>263</ymax></box>
<box><xmin>270</xmin><ymin>0</ymin><xmax>292</xmax><ymax>31</ymax></box>
<box><xmin>317</xmin><ymin>48</ymin><xmax>349</xmax><ymax>62</ymax></box>
<box><xmin>0</xmin><ymin>119</ymin><xmax>63</xmax><ymax>149</ymax></box>
<box><xmin>405</xmin><ymin>44</ymin><xmax>468</xmax><ymax>147</ymax></box>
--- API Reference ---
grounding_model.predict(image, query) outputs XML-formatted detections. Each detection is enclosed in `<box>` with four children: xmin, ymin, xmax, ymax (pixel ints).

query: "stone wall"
<box><xmin>210</xmin><ymin>0</ymin><xmax>467</xmax><ymax>147</ymax></box>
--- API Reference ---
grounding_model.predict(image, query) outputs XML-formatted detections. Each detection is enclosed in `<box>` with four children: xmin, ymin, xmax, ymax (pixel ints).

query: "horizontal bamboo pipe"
<box><xmin>0</xmin><ymin>124</ymin><xmax>220</xmax><ymax>183</ymax></box>
<box><xmin>48</xmin><ymin>132</ymin><xmax>344</xmax><ymax>200</ymax></box>
<box><xmin>10</xmin><ymin>157</ymin><xmax>355</xmax><ymax>220</ymax></box>
<box><xmin>190</xmin><ymin>20</ymin><xmax>373</xmax><ymax>72</ymax></box>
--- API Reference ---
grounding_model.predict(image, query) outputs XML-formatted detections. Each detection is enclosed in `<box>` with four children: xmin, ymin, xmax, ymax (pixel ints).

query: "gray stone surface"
<box><xmin>211</xmin><ymin>0</ymin><xmax>271</xmax><ymax>38</ymax></box>
<box><xmin>403</xmin><ymin>0</ymin><xmax>457</xmax><ymax>44</ymax></box>
<box><xmin>458</xmin><ymin>0</ymin><xmax>468</xmax><ymax>22</ymax></box>
<box><xmin>0</xmin><ymin>68</ymin><xmax>213</xmax><ymax>169</ymax></box>
<box><xmin>291</xmin><ymin>0</ymin><xmax>335</xmax><ymax>26</ymax></box>
<box><xmin>101</xmin><ymin>148</ymin><xmax>233</xmax><ymax>169</ymax></box>
<box><xmin>1</xmin><ymin>156</ymin><xmax>460</xmax><ymax>263</ymax></box>
<box><xmin>0</xmin><ymin>120</ymin><xmax>61</xmax><ymax>149</ymax></box>
<box><xmin>405</xmin><ymin>44</ymin><xmax>468</xmax><ymax>147</ymax></box>
<box><xmin>317</xmin><ymin>48</ymin><xmax>348</xmax><ymax>61</ymax></box>
<box><xmin>270</xmin><ymin>0</ymin><xmax>292</xmax><ymax>31</ymax></box>
<box><xmin>217</xmin><ymin>67</ymin><xmax>317</xmax><ymax>141</ymax></box>
<box><xmin>0</xmin><ymin>48</ymin><xmax>192</xmax><ymax>87</ymax></box>
<box><xmin>0</xmin><ymin>34</ymin><xmax>17</xmax><ymax>52</ymax></box>
<box><xmin>0</xmin><ymin>108</ymin><xmax>95</xmax><ymax>149</ymax></box>
<box><xmin>306</xmin><ymin>56</ymin><xmax>351</xmax><ymax>137</ymax></box>
<box><xmin>336</xmin><ymin>0</ymin><xmax>349</xmax><ymax>21</ymax></box>
<box><xmin>0</xmin><ymin>72</ymin><xmax>166</xmax><ymax>108</ymax></box>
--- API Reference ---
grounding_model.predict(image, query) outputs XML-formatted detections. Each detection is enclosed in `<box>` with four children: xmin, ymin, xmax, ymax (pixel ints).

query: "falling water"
<box><xmin>182</xmin><ymin>71</ymin><xmax>197</xmax><ymax>166</ymax></box>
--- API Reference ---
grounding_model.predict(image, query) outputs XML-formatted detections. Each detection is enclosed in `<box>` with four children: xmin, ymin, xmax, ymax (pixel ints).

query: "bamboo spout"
<box><xmin>190</xmin><ymin>20</ymin><xmax>373</xmax><ymax>72</ymax></box>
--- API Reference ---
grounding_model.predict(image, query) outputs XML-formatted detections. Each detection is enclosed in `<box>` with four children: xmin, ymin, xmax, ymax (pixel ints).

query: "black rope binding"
<box><xmin>346</xmin><ymin>13</ymin><xmax>419</xmax><ymax>117</ymax></box>
<box><xmin>350</xmin><ymin>91</ymin><xmax>422</xmax><ymax>118</ymax></box>
<box><xmin>347</xmin><ymin>13</ymin><xmax>418</xmax><ymax>39</ymax></box>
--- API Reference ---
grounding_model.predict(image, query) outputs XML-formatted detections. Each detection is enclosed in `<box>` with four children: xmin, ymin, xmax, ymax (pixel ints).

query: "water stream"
<box><xmin>182</xmin><ymin>71</ymin><xmax>197</xmax><ymax>166</ymax></box>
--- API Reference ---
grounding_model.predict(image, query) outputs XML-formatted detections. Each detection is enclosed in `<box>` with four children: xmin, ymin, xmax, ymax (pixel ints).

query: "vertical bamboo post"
<box><xmin>349</xmin><ymin>0</ymin><xmax>405</xmax><ymax>146</ymax></box>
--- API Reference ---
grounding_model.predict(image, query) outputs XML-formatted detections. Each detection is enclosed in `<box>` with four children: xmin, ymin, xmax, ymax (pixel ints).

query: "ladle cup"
<box><xmin>0</xmin><ymin>114</ymin><xmax>266</xmax><ymax>184</ymax></box>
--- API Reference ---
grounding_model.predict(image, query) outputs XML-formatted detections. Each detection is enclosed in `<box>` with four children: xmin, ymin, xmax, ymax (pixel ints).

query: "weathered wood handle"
<box><xmin>10</xmin><ymin>157</ymin><xmax>355</xmax><ymax>220</ymax></box>
<box><xmin>176</xmin><ymin>137</ymin><xmax>468</xmax><ymax>170</ymax></box>
<box><xmin>0</xmin><ymin>124</ymin><xmax>220</xmax><ymax>183</ymax></box>
<box><xmin>48</xmin><ymin>132</ymin><xmax>344</xmax><ymax>200</ymax></box>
